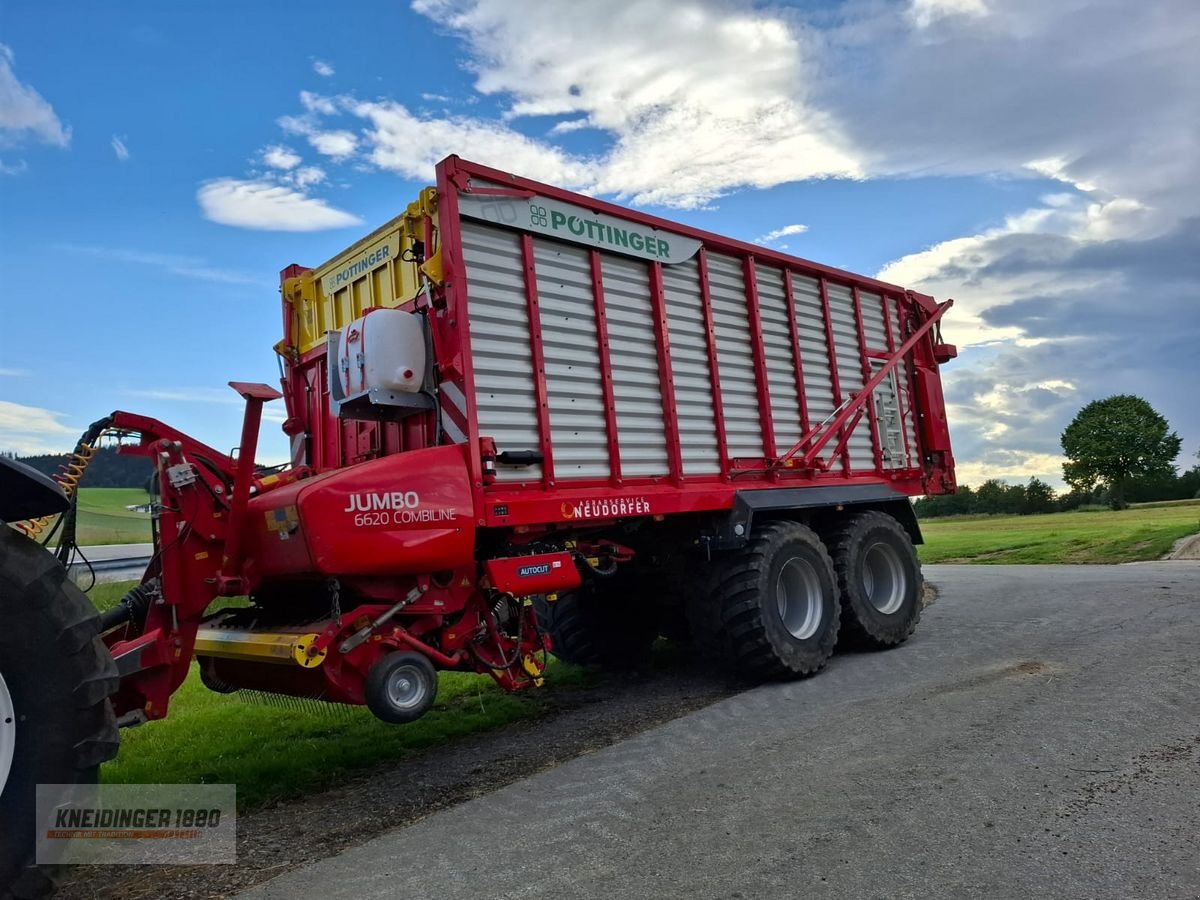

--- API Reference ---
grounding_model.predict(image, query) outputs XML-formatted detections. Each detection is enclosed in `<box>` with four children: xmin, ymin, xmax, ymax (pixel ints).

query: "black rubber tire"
<box><xmin>363</xmin><ymin>651</ymin><xmax>438</xmax><ymax>724</ymax></box>
<box><xmin>703</xmin><ymin>520</ymin><xmax>840</xmax><ymax>679</ymax></box>
<box><xmin>829</xmin><ymin>511</ymin><xmax>923</xmax><ymax>649</ymax></box>
<box><xmin>0</xmin><ymin>527</ymin><xmax>120</xmax><ymax>900</ymax></box>
<box><xmin>533</xmin><ymin>582</ymin><xmax>659</xmax><ymax>669</ymax></box>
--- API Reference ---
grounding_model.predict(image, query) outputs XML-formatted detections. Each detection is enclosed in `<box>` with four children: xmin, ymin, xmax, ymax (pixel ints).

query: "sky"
<box><xmin>0</xmin><ymin>0</ymin><xmax>1197</xmax><ymax>486</ymax></box>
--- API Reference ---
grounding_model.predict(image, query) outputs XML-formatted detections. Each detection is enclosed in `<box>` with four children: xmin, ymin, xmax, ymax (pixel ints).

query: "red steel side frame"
<box><xmin>519</xmin><ymin>233</ymin><xmax>556</xmax><ymax>488</ymax></box>
<box><xmin>742</xmin><ymin>257</ymin><xmax>777</xmax><ymax>462</ymax></box>
<box><xmin>648</xmin><ymin>262</ymin><xmax>685</xmax><ymax>484</ymax></box>
<box><xmin>435</xmin><ymin>158</ymin><xmax>487</xmax><ymax>526</ymax></box>
<box><xmin>817</xmin><ymin>277</ymin><xmax>850</xmax><ymax>475</ymax></box>
<box><xmin>589</xmin><ymin>249</ymin><xmax>623</xmax><ymax>486</ymax></box>
<box><xmin>782</xmin><ymin>270</ymin><xmax>811</xmax><ymax>436</ymax></box>
<box><xmin>697</xmin><ymin>248</ymin><xmax>731</xmax><ymax>478</ymax></box>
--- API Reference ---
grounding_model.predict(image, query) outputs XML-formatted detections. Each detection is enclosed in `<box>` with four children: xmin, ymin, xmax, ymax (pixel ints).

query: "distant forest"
<box><xmin>7</xmin><ymin>447</ymin><xmax>152</xmax><ymax>489</ymax></box>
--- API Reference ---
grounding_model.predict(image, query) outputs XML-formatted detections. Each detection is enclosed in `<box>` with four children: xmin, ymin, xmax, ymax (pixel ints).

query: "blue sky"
<box><xmin>1</xmin><ymin>0</ymin><xmax>1197</xmax><ymax>484</ymax></box>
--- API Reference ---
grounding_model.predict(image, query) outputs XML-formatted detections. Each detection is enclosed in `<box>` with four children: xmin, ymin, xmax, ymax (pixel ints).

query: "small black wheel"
<box><xmin>829</xmin><ymin>511</ymin><xmax>922</xmax><ymax>649</ymax></box>
<box><xmin>705</xmin><ymin>520</ymin><xmax>840</xmax><ymax>679</ymax></box>
<box><xmin>363</xmin><ymin>651</ymin><xmax>438</xmax><ymax>724</ymax></box>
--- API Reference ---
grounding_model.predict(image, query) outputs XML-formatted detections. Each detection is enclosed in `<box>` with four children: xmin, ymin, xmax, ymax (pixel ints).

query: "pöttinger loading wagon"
<box><xmin>0</xmin><ymin>155</ymin><xmax>957</xmax><ymax>892</ymax></box>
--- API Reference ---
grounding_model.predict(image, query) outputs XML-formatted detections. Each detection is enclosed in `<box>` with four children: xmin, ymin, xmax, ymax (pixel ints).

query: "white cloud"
<box><xmin>0</xmin><ymin>43</ymin><xmax>69</xmax><ymax>147</ymax></box>
<box><xmin>59</xmin><ymin>244</ymin><xmax>267</xmax><ymax>286</ymax></box>
<box><xmin>351</xmin><ymin>97</ymin><xmax>594</xmax><ymax>187</ymax></box>
<box><xmin>111</xmin><ymin>135</ymin><xmax>130</xmax><ymax>161</ymax></box>
<box><xmin>754</xmin><ymin>223</ymin><xmax>809</xmax><ymax>245</ymax></box>
<box><xmin>307</xmin><ymin>129</ymin><xmax>358</xmax><ymax>160</ymax></box>
<box><xmin>0</xmin><ymin>158</ymin><xmax>27</xmax><ymax>175</ymax></box>
<box><xmin>196</xmin><ymin>178</ymin><xmax>361</xmax><ymax>231</ymax></box>
<box><xmin>406</xmin><ymin>0</ymin><xmax>861</xmax><ymax>207</ymax></box>
<box><xmin>0</xmin><ymin>368</ymin><xmax>30</xmax><ymax>377</ymax></box>
<box><xmin>909</xmin><ymin>0</ymin><xmax>988</xmax><ymax>28</ymax></box>
<box><xmin>0</xmin><ymin>400</ymin><xmax>77</xmax><ymax>455</ymax></box>
<box><xmin>289</xmin><ymin>165</ymin><xmax>325</xmax><ymax>188</ymax></box>
<box><xmin>312</xmin><ymin>59</ymin><xmax>335</xmax><ymax>77</ymax></box>
<box><xmin>261</xmin><ymin>144</ymin><xmax>302</xmax><ymax>170</ymax></box>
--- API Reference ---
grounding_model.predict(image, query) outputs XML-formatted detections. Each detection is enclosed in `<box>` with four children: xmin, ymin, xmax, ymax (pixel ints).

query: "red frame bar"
<box><xmin>590</xmin><ymin>250</ymin><xmax>622</xmax><ymax>486</ymax></box>
<box><xmin>742</xmin><ymin>257</ymin><xmax>776</xmax><ymax>460</ymax></box>
<box><xmin>697</xmin><ymin>248</ymin><xmax>730</xmax><ymax>478</ymax></box>
<box><xmin>782</xmin><ymin>270</ymin><xmax>810</xmax><ymax>436</ymax></box>
<box><xmin>817</xmin><ymin>277</ymin><xmax>850</xmax><ymax>475</ymax></box>
<box><xmin>851</xmin><ymin>286</ymin><xmax>885</xmax><ymax>474</ymax></box>
<box><xmin>519</xmin><ymin>233</ymin><xmax>556</xmax><ymax>488</ymax></box>
<box><xmin>648</xmin><ymin>262</ymin><xmax>685</xmax><ymax>484</ymax></box>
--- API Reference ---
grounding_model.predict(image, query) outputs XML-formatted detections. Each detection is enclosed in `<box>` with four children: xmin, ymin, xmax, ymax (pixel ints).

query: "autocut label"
<box><xmin>457</xmin><ymin>187</ymin><xmax>702</xmax><ymax>265</ymax></box>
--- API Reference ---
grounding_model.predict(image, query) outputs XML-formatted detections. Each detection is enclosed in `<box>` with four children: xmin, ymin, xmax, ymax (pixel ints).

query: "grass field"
<box><xmin>918</xmin><ymin>503</ymin><xmax>1200</xmax><ymax>564</ymax></box>
<box><xmin>87</xmin><ymin>581</ymin><xmax>590</xmax><ymax>809</ymax></box>
<box><xmin>72</xmin><ymin>488</ymin><xmax>152</xmax><ymax>545</ymax></box>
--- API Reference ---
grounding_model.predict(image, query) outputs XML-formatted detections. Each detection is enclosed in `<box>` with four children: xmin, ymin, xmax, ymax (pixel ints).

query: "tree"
<box><xmin>1022</xmin><ymin>477</ymin><xmax>1057</xmax><ymax>514</ymax></box>
<box><xmin>1061</xmin><ymin>395</ymin><xmax>1181</xmax><ymax>510</ymax></box>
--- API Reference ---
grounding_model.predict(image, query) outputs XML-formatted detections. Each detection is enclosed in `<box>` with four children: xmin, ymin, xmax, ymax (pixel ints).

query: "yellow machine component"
<box><xmin>278</xmin><ymin>186</ymin><xmax>439</xmax><ymax>358</ymax></box>
<box><xmin>521</xmin><ymin>654</ymin><xmax>545</xmax><ymax>688</ymax></box>
<box><xmin>12</xmin><ymin>442</ymin><xmax>98</xmax><ymax>539</ymax></box>
<box><xmin>194</xmin><ymin>627</ymin><xmax>326</xmax><ymax>668</ymax></box>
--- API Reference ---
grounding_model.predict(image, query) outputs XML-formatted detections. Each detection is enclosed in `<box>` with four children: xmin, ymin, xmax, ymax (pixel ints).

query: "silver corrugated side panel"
<box><xmin>707</xmin><ymin>252</ymin><xmax>764</xmax><ymax>459</ymax></box>
<box><xmin>791</xmin><ymin>274</ymin><xmax>836</xmax><ymax>440</ymax></box>
<box><xmin>462</xmin><ymin>221</ymin><xmax>543</xmax><ymax>482</ymax></box>
<box><xmin>859</xmin><ymin>290</ymin><xmax>889</xmax><ymax>352</ymax></box>
<box><xmin>601</xmin><ymin>254</ymin><xmax>670</xmax><ymax>477</ymax></box>
<box><xmin>755</xmin><ymin>263</ymin><xmax>804</xmax><ymax>456</ymax></box>
<box><xmin>533</xmin><ymin>239</ymin><xmax>610</xmax><ymax>480</ymax></box>
<box><xmin>826</xmin><ymin>282</ymin><xmax>875</xmax><ymax>470</ymax></box>
<box><xmin>662</xmin><ymin>257</ymin><xmax>721</xmax><ymax>474</ymax></box>
<box><xmin>890</xmin><ymin>294</ymin><xmax>920</xmax><ymax>469</ymax></box>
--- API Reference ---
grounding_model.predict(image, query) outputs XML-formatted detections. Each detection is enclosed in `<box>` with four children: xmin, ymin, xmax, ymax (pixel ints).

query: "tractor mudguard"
<box><xmin>0</xmin><ymin>457</ymin><xmax>69</xmax><ymax>523</ymax></box>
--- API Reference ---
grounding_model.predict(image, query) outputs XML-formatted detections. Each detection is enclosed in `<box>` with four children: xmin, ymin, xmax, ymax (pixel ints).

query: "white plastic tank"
<box><xmin>335</xmin><ymin>308</ymin><xmax>426</xmax><ymax>406</ymax></box>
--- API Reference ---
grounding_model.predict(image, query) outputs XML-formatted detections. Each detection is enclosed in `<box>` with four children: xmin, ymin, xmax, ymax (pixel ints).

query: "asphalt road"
<box><xmin>63</xmin><ymin>543</ymin><xmax>152</xmax><ymax>583</ymax></box>
<box><xmin>240</xmin><ymin>562</ymin><xmax>1200</xmax><ymax>900</ymax></box>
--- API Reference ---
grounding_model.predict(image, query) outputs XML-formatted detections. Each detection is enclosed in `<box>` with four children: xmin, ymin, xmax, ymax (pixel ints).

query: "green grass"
<box><xmin>918</xmin><ymin>504</ymin><xmax>1200</xmax><ymax>564</ymax></box>
<box><xmin>72</xmin><ymin>488</ymin><xmax>152</xmax><ymax>545</ymax></box>
<box><xmin>87</xmin><ymin>581</ymin><xmax>591</xmax><ymax>809</ymax></box>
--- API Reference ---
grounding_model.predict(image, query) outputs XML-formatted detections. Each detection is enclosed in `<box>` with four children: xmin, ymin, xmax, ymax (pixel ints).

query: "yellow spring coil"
<box><xmin>12</xmin><ymin>443</ymin><xmax>98</xmax><ymax>539</ymax></box>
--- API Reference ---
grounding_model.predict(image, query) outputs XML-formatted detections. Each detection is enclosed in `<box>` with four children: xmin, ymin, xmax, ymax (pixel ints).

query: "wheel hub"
<box><xmin>386</xmin><ymin>667</ymin><xmax>425</xmax><ymax>710</ymax></box>
<box><xmin>863</xmin><ymin>542</ymin><xmax>906</xmax><ymax>614</ymax></box>
<box><xmin>776</xmin><ymin>557</ymin><xmax>823</xmax><ymax>640</ymax></box>
<box><xmin>0</xmin><ymin>670</ymin><xmax>15</xmax><ymax>799</ymax></box>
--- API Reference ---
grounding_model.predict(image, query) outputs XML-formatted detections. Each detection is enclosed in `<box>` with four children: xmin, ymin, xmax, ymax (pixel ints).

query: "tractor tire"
<box><xmin>829</xmin><ymin>511</ymin><xmax>922</xmax><ymax>649</ymax></box>
<box><xmin>533</xmin><ymin>583</ymin><xmax>658</xmax><ymax>669</ymax></box>
<box><xmin>702</xmin><ymin>520</ymin><xmax>840</xmax><ymax>679</ymax></box>
<box><xmin>364</xmin><ymin>651</ymin><xmax>438</xmax><ymax>724</ymax></box>
<box><xmin>0</xmin><ymin>527</ymin><xmax>119</xmax><ymax>899</ymax></box>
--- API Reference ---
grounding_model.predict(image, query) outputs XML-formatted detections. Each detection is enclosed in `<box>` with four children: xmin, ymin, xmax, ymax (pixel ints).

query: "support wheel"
<box><xmin>705</xmin><ymin>520</ymin><xmax>840</xmax><ymax>679</ymax></box>
<box><xmin>830</xmin><ymin>511</ymin><xmax>922</xmax><ymax>649</ymax></box>
<box><xmin>364</xmin><ymin>651</ymin><xmax>437</xmax><ymax>724</ymax></box>
<box><xmin>0</xmin><ymin>528</ymin><xmax>119</xmax><ymax>899</ymax></box>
